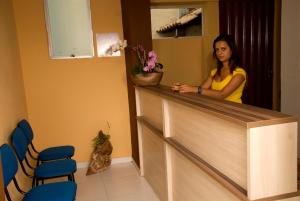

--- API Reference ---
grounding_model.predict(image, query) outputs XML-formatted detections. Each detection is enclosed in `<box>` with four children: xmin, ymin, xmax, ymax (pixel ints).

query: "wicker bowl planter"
<box><xmin>130</xmin><ymin>72</ymin><xmax>163</xmax><ymax>86</ymax></box>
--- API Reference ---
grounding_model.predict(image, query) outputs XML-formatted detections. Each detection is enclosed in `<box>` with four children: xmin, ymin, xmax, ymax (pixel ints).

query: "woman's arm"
<box><xmin>201</xmin><ymin>74</ymin><xmax>245</xmax><ymax>99</ymax></box>
<box><xmin>176</xmin><ymin>75</ymin><xmax>213</xmax><ymax>93</ymax></box>
<box><xmin>201</xmin><ymin>75</ymin><xmax>213</xmax><ymax>89</ymax></box>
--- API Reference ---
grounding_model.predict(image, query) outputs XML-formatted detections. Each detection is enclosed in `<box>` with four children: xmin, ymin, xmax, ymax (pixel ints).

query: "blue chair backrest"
<box><xmin>11</xmin><ymin>127</ymin><xmax>29</xmax><ymax>161</ymax></box>
<box><xmin>18</xmin><ymin>119</ymin><xmax>34</xmax><ymax>143</ymax></box>
<box><xmin>0</xmin><ymin>144</ymin><xmax>18</xmax><ymax>188</ymax></box>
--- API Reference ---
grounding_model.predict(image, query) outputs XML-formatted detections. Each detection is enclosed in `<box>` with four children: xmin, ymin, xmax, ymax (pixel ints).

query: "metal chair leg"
<box><xmin>72</xmin><ymin>173</ymin><xmax>76</xmax><ymax>182</ymax></box>
<box><xmin>32</xmin><ymin>177</ymin><xmax>36</xmax><ymax>188</ymax></box>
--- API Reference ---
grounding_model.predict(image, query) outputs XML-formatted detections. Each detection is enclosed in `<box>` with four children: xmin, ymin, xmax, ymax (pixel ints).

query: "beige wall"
<box><xmin>12</xmin><ymin>0</ymin><xmax>131</xmax><ymax>162</ymax></box>
<box><xmin>281</xmin><ymin>0</ymin><xmax>300</xmax><ymax>156</ymax></box>
<box><xmin>154</xmin><ymin>38</ymin><xmax>203</xmax><ymax>85</ymax></box>
<box><xmin>0</xmin><ymin>0</ymin><xmax>29</xmax><ymax>199</ymax></box>
<box><xmin>151</xmin><ymin>0</ymin><xmax>219</xmax><ymax>86</ymax></box>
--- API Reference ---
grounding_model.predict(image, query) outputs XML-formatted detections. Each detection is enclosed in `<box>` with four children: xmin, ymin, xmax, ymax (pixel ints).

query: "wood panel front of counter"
<box><xmin>135</xmin><ymin>85</ymin><xmax>298</xmax><ymax>201</ymax></box>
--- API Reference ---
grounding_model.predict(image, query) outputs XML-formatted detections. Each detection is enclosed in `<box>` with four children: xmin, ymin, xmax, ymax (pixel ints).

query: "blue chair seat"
<box><xmin>39</xmin><ymin>146</ymin><xmax>74</xmax><ymax>161</ymax></box>
<box><xmin>35</xmin><ymin>159</ymin><xmax>77</xmax><ymax>179</ymax></box>
<box><xmin>18</xmin><ymin>119</ymin><xmax>75</xmax><ymax>162</ymax></box>
<box><xmin>23</xmin><ymin>181</ymin><xmax>77</xmax><ymax>201</ymax></box>
<box><xmin>1</xmin><ymin>143</ymin><xmax>77</xmax><ymax>201</ymax></box>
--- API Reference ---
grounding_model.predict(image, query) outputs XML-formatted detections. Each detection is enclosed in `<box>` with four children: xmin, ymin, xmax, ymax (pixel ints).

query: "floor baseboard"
<box><xmin>77</xmin><ymin>156</ymin><xmax>133</xmax><ymax>169</ymax></box>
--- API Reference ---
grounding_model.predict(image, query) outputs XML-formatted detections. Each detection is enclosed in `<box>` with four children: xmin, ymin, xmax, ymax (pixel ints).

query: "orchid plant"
<box><xmin>131</xmin><ymin>45</ymin><xmax>163</xmax><ymax>76</ymax></box>
<box><xmin>107</xmin><ymin>41</ymin><xmax>163</xmax><ymax>75</ymax></box>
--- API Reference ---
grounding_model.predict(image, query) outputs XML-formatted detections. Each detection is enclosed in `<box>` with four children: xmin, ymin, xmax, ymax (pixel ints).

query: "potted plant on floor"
<box><xmin>86</xmin><ymin>123</ymin><xmax>113</xmax><ymax>175</ymax></box>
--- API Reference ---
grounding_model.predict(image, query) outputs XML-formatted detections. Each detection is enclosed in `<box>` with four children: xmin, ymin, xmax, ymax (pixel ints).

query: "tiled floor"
<box><xmin>74</xmin><ymin>162</ymin><xmax>160</xmax><ymax>201</ymax></box>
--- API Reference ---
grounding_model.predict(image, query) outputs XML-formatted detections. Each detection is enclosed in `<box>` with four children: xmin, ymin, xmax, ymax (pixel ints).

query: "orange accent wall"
<box><xmin>0</xmin><ymin>0</ymin><xmax>27</xmax><ymax>147</ymax></box>
<box><xmin>12</xmin><ymin>0</ymin><xmax>132</xmax><ymax>162</ymax></box>
<box><xmin>0</xmin><ymin>0</ymin><xmax>29</xmax><ymax>199</ymax></box>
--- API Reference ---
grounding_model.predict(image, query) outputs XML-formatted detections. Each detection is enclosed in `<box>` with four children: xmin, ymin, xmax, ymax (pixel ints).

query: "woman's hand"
<box><xmin>171</xmin><ymin>82</ymin><xmax>181</xmax><ymax>91</ymax></box>
<box><xmin>171</xmin><ymin>82</ymin><xmax>198</xmax><ymax>93</ymax></box>
<box><xmin>178</xmin><ymin>84</ymin><xmax>198</xmax><ymax>93</ymax></box>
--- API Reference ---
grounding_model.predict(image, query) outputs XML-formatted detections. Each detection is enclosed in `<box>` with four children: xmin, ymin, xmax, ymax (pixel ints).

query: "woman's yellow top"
<box><xmin>210</xmin><ymin>67</ymin><xmax>246</xmax><ymax>103</ymax></box>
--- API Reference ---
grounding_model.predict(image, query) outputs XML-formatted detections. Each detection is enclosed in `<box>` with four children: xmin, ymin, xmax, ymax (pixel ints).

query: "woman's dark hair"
<box><xmin>213</xmin><ymin>34</ymin><xmax>241</xmax><ymax>76</ymax></box>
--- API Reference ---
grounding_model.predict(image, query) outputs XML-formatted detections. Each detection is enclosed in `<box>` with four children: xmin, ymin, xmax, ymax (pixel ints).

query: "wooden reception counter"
<box><xmin>135</xmin><ymin>85</ymin><xmax>299</xmax><ymax>201</ymax></box>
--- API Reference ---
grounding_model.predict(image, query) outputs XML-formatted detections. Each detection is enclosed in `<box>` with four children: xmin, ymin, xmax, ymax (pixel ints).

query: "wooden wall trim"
<box><xmin>120</xmin><ymin>0</ymin><xmax>153</xmax><ymax>167</ymax></box>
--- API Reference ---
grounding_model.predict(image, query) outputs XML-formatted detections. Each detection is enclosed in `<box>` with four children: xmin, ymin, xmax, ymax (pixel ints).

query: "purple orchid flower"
<box><xmin>143</xmin><ymin>51</ymin><xmax>157</xmax><ymax>72</ymax></box>
<box><xmin>143</xmin><ymin>61</ymin><xmax>155</xmax><ymax>71</ymax></box>
<box><xmin>148</xmin><ymin>51</ymin><xmax>157</xmax><ymax>63</ymax></box>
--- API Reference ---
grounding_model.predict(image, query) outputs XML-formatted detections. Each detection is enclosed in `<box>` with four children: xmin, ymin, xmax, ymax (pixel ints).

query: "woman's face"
<box><xmin>214</xmin><ymin>41</ymin><xmax>232</xmax><ymax>63</ymax></box>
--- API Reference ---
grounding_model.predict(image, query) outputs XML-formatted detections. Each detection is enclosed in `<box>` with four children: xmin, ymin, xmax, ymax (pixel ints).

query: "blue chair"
<box><xmin>1</xmin><ymin>144</ymin><xmax>77</xmax><ymax>201</ymax></box>
<box><xmin>18</xmin><ymin>119</ymin><xmax>74</xmax><ymax>163</ymax></box>
<box><xmin>11</xmin><ymin>127</ymin><xmax>76</xmax><ymax>187</ymax></box>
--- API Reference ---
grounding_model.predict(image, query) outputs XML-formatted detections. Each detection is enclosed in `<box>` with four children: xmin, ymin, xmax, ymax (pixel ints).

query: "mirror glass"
<box><xmin>151</xmin><ymin>7</ymin><xmax>202</xmax><ymax>39</ymax></box>
<box><xmin>44</xmin><ymin>0</ymin><xmax>94</xmax><ymax>59</ymax></box>
<box><xmin>151</xmin><ymin>6</ymin><xmax>204</xmax><ymax>86</ymax></box>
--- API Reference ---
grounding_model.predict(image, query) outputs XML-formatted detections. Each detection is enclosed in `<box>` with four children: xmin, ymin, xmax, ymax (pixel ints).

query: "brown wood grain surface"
<box><xmin>137</xmin><ymin>116</ymin><xmax>299</xmax><ymax>201</ymax></box>
<box><xmin>120</xmin><ymin>0</ymin><xmax>153</xmax><ymax>167</ymax></box>
<box><xmin>138</xmin><ymin>85</ymin><xmax>296</xmax><ymax>128</ymax></box>
<box><xmin>219</xmin><ymin>0</ymin><xmax>275</xmax><ymax>110</ymax></box>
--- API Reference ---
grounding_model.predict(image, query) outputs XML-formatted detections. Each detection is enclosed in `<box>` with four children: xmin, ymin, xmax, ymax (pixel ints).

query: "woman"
<box><xmin>172</xmin><ymin>34</ymin><xmax>246</xmax><ymax>103</ymax></box>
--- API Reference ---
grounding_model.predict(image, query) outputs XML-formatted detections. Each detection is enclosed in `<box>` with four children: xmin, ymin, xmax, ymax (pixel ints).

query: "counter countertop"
<box><xmin>137</xmin><ymin>85</ymin><xmax>297</xmax><ymax>128</ymax></box>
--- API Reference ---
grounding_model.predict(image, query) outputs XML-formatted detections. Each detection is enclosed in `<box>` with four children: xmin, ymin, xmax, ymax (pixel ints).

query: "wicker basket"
<box><xmin>130</xmin><ymin>72</ymin><xmax>163</xmax><ymax>86</ymax></box>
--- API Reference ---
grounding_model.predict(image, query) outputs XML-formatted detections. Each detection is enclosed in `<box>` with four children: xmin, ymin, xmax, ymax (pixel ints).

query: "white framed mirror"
<box><xmin>151</xmin><ymin>6</ymin><xmax>203</xmax><ymax>39</ymax></box>
<box><xmin>44</xmin><ymin>0</ymin><xmax>94</xmax><ymax>59</ymax></box>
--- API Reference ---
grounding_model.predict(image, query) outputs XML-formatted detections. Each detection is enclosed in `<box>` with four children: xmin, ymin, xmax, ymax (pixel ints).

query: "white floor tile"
<box><xmin>76</xmin><ymin>168</ymin><xmax>102</xmax><ymax>184</ymax></box>
<box><xmin>100</xmin><ymin>162</ymin><xmax>140</xmax><ymax>182</ymax></box>
<box><xmin>74</xmin><ymin>162</ymin><xmax>160</xmax><ymax>201</ymax></box>
<box><xmin>76</xmin><ymin>181</ymin><xmax>108</xmax><ymax>201</ymax></box>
